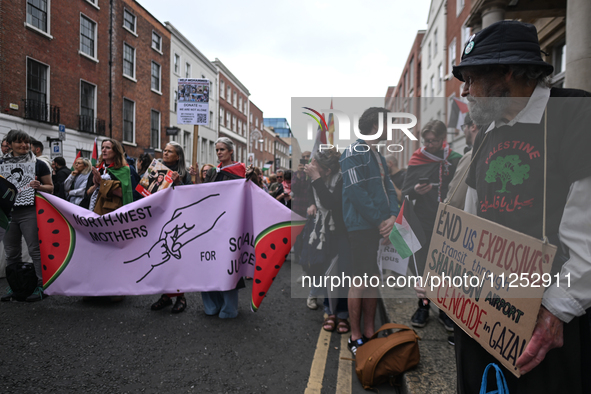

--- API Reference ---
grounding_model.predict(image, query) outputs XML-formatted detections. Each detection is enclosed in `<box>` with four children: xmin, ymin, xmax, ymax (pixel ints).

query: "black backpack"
<box><xmin>6</xmin><ymin>263</ymin><xmax>37</xmax><ymax>301</ymax></box>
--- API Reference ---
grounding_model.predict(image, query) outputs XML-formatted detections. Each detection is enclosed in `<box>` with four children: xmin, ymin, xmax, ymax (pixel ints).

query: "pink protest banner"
<box><xmin>36</xmin><ymin>180</ymin><xmax>304</xmax><ymax>311</ymax></box>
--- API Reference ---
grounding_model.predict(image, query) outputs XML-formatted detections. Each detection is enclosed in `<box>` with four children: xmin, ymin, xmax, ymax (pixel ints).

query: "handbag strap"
<box><xmin>479</xmin><ymin>363</ymin><xmax>509</xmax><ymax>394</ymax></box>
<box><xmin>370</xmin><ymin>323</ymin><xmax>420</xmax><ymax>340</ymax></box>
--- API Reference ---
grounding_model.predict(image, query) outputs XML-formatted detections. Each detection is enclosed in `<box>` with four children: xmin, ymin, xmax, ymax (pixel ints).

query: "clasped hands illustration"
<box><xmin>124</xmin><ymin>194</ymin><xmax>225</xmax><ymax>283</ymax></box>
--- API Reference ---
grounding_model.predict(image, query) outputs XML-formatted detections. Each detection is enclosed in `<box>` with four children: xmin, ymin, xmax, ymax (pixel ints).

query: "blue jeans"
<box><xmin>201</xmin><ymin>289</ymin><xmax>239</xmax><ymax>318</ymax></box>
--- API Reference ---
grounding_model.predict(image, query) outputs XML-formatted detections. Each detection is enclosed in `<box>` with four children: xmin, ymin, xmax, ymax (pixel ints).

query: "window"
<box><xmin>226</xmin><ymin>112</ymin><xmax>230</xmax><ymax>127</ymax></box>
<box><xmin>174</xmin><ymin>90</ymin><xmax>177</xmax><ymax>112</ymax></box>
<box><xmin>27</xmin><ymin>0</ymin><xmax>48</xmax><ymax>33</ymax></box>
<box><xmin>151</xmin><ymin>62</ymin><xmax>161</xmax><ymax>92</ymax></box>
<box><xmin>250</xmin><ymin>113</ymin><xmax>253</xmax><ymax>122</ymax></box>
<box><xmin>80</xmin><ymin>81</ymin><xmax>95</xmax><ymax>119</ymax></box>
<box><xmin>183</xmin><ymin>132</ymin><xmax>191</xmax><ymax>159</ymax></box>
<box><xmin>409</xmin><ymin>57</ymin><xmax>414</xmax><ymax>93</ymax></box>
<box><xmin>227</xmin><ymin>86</ymin><xmax>231</xmax><ymax>100</ymax></box>
<box><xmin>123</xmin><ymin>99</ymin><xmax>135</xmax><ymax>143</ymax></box>
<box><xmin>233</xmin><ymin>91</ymin><xmax>237</xmax><ymax>107</ymax></box>
<box><xmin>123</xmin><ymin>9</ymin><xmax>136</xmax><ymax>33</ymax></box>
<box><xmin>244</xmin><ymin>101</ymin><xmax>247</xmax><ymax>114</ymax></box>
<box><xmin>449</xmin><ymin>38</ymin><xmax>457</xmax><ymax>74</ymax></box>
<box><xmin>27</xmin><ymin>58</ymin><xmax>48</xmax><ymax>104</ymax></box>
<box><xmin>239</xmin><ymin>97</ymin><xmax>243</xmax><ymax>112</ymax></box>
<box><xmin>173</xmin><ymin>53</ymin><xmax>180</xmax><ymax>74</ymax></box>
<box><xmin>238</xmin><ymin>120</ymin><xmax>242</xmax><ymax>134</ymax></box>
<box><xmin>152</xmin><ymin>31</ymin><xmax>161</xmax><ymax>52</ymax></box>
<box><xmin>428</xmin><ymin>42</ymin><xmax>431</xmax><ymax>67</ymax></box>
<box><xmin>434</xmin><ymin>30</ymin><xmax>438</xmax><ymax>56</ymax></box>
<box><xmin>457</xmin><ymin>0</ymin><xmax>465</xmax><ymax>15</ymax></box>
<box><xmin>430</xmin><ymin>75</ymin><xmax>434</xmax><ymax>99</ymax></box>
<box><xmin>461</xmin><ymin>25</ymin><xmax>471</xmax><ymax>46</ymax></box>
<box><xmin>123</xmin><ymin>43</ymin><xmax>135</xmax><ymax>78</ymax></box>
<box><xmin>150</xmin><ymin>110</ymin><xmax>160</xmax><ymax>149</ymax></box>
<box><xmin>220</xmin><ymin>80</ymin><xmax>225</xmax><ymax>99</ymax></box>
<box><xmin>438</xmin><ymin>64</ymin><xmax>443</xmax><ymax>92</ymax></box>
<box><xmin>232</xmin><ymin>115</ymin><xmax>236</xmax><ymax>132</ymax></box>
<box><xmin>220</xmin><ymin>107</ymin><xmax>225</xmax><ymax>126</ymax></box>
<box><xmin>185</xmin><ymin>63</ymin><xmax>191</xmax><ymax>78</ymax></box>
<box><xmin>255</xmin><ymin>118</ymin><xmax>259</xmax><ymax>127</ymax></box>
<box><xmin>80</xmin><ymin>15</ymin><xmax>97</xmax><ymax>59</ymax></box>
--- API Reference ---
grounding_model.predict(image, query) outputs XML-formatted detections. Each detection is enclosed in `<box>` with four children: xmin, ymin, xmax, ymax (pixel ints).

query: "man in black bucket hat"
<box><xmin>451</xmin><ymin>20</ymin><xmax>591</xmax><ymax>393</ymax></box>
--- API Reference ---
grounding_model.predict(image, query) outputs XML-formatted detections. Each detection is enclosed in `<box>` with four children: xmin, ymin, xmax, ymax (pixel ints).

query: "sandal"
<box><xmin>171</xmin><ymin>296</ymin><xmax>187</xmax><ymax>314</ymax></box>
<box><xmin>323</xmin><ymin>315</ymin><xmax>337</xmax><ymax>332</ymax></box>
<box><xmin>151</xmin><ymin>295</ymin><xmax>172</xmax><ymax>310</ymax></box>
<box><xmin>336</xmin><ymin>319</ymin><xmax>350</xmax><ymax>334</ymax></box>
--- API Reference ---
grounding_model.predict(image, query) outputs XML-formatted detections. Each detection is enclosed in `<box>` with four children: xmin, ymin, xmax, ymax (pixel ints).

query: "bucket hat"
<box><xmin>452</xmin><ymin>20</ymin><xmax>554</xmax><ymax>82</ymax></box>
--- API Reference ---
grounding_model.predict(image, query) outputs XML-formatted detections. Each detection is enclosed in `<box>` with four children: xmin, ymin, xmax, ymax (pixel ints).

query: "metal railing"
<box><xmin>22</xmin><ymin>99</ymin><xmax>60</xmax><ymax>125</ymax></box>
<box><xmin>78</xmin><ymin>115</ymin><xmax>106</xmax><ymax>135</ymax></box>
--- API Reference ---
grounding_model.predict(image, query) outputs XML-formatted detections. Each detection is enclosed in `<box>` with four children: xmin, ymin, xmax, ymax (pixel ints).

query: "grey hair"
<box><xmin>506</xmin><ymin>64</ymin><xmax>551</xmax><ymax>88</ymax></box>
<box><xmin>165</xmin><ymin>141</ymin><xmax>187</xmax><ymax>178</ymax></box>
<box><xmin>215</xmin><ymin>137</ymin><xmax>234</xmax><ymax>160</ymax></box>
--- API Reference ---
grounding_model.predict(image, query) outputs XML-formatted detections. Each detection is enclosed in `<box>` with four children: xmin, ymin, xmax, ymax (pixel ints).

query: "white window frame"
<box><xmin>233</xmin><ymin>91</ymin><xmax>237</xmax><ymax>108</ymax></box>
<box><xmin>151</xmin><ymin>30</ymin><xmax>163</xmax><ymax>54</ymax></box>
<box><xmin>79</xmin><ymin>79</ymin><xmax>97</xmax><ymax>120</ymax></box>
<box><xmin>122</xmin><ymin>42</ymin><xmax>136</xmax><ymax>82</ymax></box>
<box><xmin>185</xmin><ymin>62</ymin><xmax>191</xmax><ymax>78</ymax></box>
<box><xmin>26</xmin><ymin>0</ymin><xmax>53</xmax><ymax>39</ymax></box>
<box><xmin>449</xmin><ymin>38</ymin><xmax>457</xmax><ymax>75</ymax></box>
<box><xmin>220</xmin><ymin>80</ymin><xmax>225</xmax><ymax>99</ymax></box>
<box><xmin>227</xmin><ymin>86</ymin><xmax>231</xmax><ymax>101</ymax></box>
<box><xmin>151</xmin><ymin>61</ymin><xmax>162</xmax><ymax>94</ymax></box>
<box><xmin>238</xmin><ymin>96</ymin><xmax>243</xmax><ymax>113</ymax></box>
<box><xmin>85</xmin><ymin>0</ymin><xmax>100</xmax><ymax>10</ymax></box>
<box><xmin>150</xmin><ymin>109</ymin><xmax>161</xmax><ymax>149</ymax></box>
<box><xmin>456</xmin><ymin>0</ymin><xmax>465</xmax><ymax>16</ymax></box>
<box><xmin>26</xmin><ymin>56</ymin><xmax>50</xmax><ymax>109</ymax></box>
<box><xmin>122</xmin><ymin>98</ymin><xmax>136</xmax><ymax>144</ymax></box>
<box><xmin>79</xmin><ymin>13</ymin><xmax>98</xmax><ymax>62</ymax></box>
<box><xmin>173</xmin><ymin>52</ymin><xmax>180</xmax><ymax>76</ymax></box>
<box><xmin>123</xmin><ymin>8</ymin><xmax>137</xmax><ymax>36</ymax></box>
<box><xmin>438</xmin><ymin>63</ymin><xmax>443</xmax><ymax>92</ymax></box>
<box><xmin>434</xmin><ymin>29</ymin><xmax>438</xmax><ymax>56</ymax></box>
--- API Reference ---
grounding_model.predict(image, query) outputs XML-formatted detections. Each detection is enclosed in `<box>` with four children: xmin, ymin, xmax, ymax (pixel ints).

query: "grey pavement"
<box><xmin>379</xmin><ymin>278</ymin><xmax>457</xmax><ymax>394</ymax></box>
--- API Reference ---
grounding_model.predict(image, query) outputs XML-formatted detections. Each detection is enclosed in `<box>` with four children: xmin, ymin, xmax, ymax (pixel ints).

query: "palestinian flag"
<box><xmin>448</xmin><ymin>97</ymin><xmax>469</xmax><ymax>131</ymax></box>
<box><xmin>91</xmin><ymin>138</ymin><xmax>98</xmax><ymax>166</ymax></box>
<box><xmin>263</xmin><ymin>161</ymin><xmax>273</xmax><ymax>171</ymax></box>
<box><xmin>389</xmin><ymin>199</ymin><xmax>427</xmax><ymax>259</ymax></box>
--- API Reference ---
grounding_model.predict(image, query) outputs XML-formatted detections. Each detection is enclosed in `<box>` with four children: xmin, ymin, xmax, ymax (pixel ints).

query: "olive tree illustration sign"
<box><xmin>124</xmin><ymin>194</ymin><xmax>226</xmax><ymax>283</ymax></box>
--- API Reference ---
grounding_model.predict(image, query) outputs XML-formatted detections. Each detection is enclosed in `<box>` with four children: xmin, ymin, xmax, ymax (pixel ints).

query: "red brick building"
<box><xmin>445</xmin><ymin>0</ymin><xmax>472</xmax><ymax>151</ymax></box>
<box><xmin>113</xmin><ymin>0</ymin><xmax>170</xmax><ymax>158</ymax></box>
<box><xmin>386</xmin><ymin>30</ymin><xmax>425</xmax><ymax>167</ymax></box>
<box><xmin>213</xmin><ymin>59</ymin><xmax>249</xmax><ymax>164</ymax></box>
<box><xmin>249</xmin><ymin>101</ymin><xmax>272</xmax><ymax>169</ymax></box>
<box><xmin>0</xmin><ymin>0</ymin><xmax>170</xmax><ymax>162</ymax></box>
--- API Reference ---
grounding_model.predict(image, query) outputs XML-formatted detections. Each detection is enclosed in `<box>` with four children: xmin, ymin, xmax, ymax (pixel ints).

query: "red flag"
<box><xmin>91</xmin><ymin>138</ymin><xmax>98</xmax><ymax>166</ymax></box>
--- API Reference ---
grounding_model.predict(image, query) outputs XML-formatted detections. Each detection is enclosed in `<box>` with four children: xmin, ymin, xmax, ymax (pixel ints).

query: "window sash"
<box><xmin>27</xmin><ymin>0</ymin><xmax>48</xmax><ymax>32</ymax></box>
<box><xmin>152</xmin><ymin>32</ymin><xmax>161</xmax><ymax>51</ymax></box>
<box><xmin>174</xmin><ymin>54</ymin><xmax>179</xmax><ymax>74</ymax></box>
<box><xmin>150</xmin><ymin>111</ymin><xmax>160</xmax><ymax>148</ymax></box>
<box><xmin>151</xmin><ymin>62</ymin><xmax>160</xmax><ymax>91</ymax></box>
<box><xmin>123</xmin><ymin>44</ymin><xmax>134</xmax><ymax>77</ymax></box>
<box><xmin>123</xmin><ymin>99</ymin><xmax>134</xmax><ymax>142</ymax></box>
<box><xmin>27</xmin><ymin>59</ymin><xmax>47</xmax><ymax>103</ymax></box>
<box><xmin>123</xmin><ymin>10</ymin><xmax>135</xmax><ymax>32</ymax></box>
<box><xmin>80</xmin><ymin>16</ymin><xmax>95</xmax><ymax>57</ymax></box>
<box><xmin>81</xmin><ymin>81</ymin><xmax>95</xmax><ymax>118</ymax></box>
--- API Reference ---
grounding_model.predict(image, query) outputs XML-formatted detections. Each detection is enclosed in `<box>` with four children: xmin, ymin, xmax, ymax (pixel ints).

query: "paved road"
<box><xmin>0</xmin><ymin>260</ymin><xmax>396</xmax><ymax>394</ymax></box>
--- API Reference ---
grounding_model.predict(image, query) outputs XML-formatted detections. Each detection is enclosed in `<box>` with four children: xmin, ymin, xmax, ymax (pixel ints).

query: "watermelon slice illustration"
<box><xmin>251</xmin><ymin>221</ymin><xmax>305</xmax><ymax>311</ymax></box>
<box><xmin>36</xmin><ymin>195</ymin><xmax>76</xmax><ymax>289</ymax></box>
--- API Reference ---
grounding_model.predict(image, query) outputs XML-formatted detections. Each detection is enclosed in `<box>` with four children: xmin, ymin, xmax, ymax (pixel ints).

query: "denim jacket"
<box><xmin>340</xmin><ymin>140</ymin><xmax>399</xmax><ymax>232</ymax></box>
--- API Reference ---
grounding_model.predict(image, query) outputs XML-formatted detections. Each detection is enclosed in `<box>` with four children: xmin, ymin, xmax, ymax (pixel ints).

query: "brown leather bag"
<box><xmin>355</xmin><ymin>323</ymin><xmax>421</xmax><ymax>389</ymax></box>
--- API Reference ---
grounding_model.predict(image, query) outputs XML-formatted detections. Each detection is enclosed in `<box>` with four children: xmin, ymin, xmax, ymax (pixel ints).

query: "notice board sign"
<box><xmin>423</xmin><ymin>203</ymin><xmax>556</xmax><ymax>377</ymax></box>
<box><xmin>177</xmin><ymin>78</ymin><xmax>209</xmax><ymax>125</ymax></box>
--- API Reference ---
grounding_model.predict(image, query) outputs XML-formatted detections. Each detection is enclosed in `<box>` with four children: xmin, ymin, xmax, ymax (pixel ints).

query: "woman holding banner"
<box><xmin>150</xmin><ymin>142</ymin><xmax>192</xmax><ymax>314</ymax></box>
<box><xmin>201</xmin><ymin>137</ymin><xmax>246</xmax><ymax>318</ymax></box>
<box><xmin>0</xmin><ymin>129</ymin><xmax>53</xmax><ymax>302</ymax></box>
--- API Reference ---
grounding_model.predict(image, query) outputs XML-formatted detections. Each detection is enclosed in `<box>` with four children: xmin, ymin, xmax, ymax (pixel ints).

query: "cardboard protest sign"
<box><xmin>135</xmin><ymin>159</ymin><xmax>174</xmax><ymax>197</ymax></box>
<box><xmin>423</xmin><ymin>203</ymin><xmax>556</xmax><ymax>377</ymax></box>
<box><xmin>0</xmin><ymin>162</ymin><xmax>35</xmax><ymax>206</ymax></box>
<box><xmin>177</xmin><ymin>78</ymin><xmax>209</xmax><ymax>125</ymax></box>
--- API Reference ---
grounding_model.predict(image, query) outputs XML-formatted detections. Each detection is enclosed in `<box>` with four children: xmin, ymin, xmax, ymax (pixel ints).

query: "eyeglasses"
<box><xmin>422</xmin><ymin>138</ymin><xmax>443</xmax><ymax>146</ymax></box>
